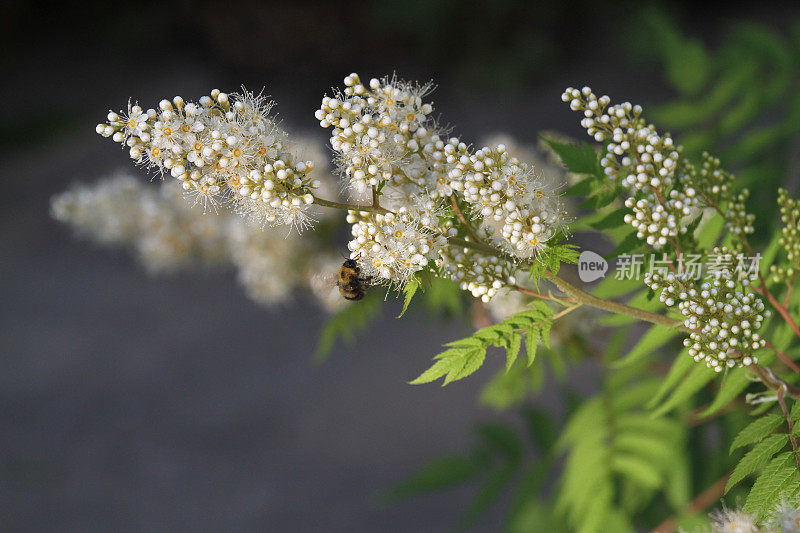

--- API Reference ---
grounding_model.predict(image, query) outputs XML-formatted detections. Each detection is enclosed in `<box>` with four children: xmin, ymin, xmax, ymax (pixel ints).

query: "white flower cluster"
<box><xmin>563</xmin><ymin>86</ymin><xmax>698</xmax><ymax>249</ymax></box>
<box><xmin>51</xmin><ymin>171</ymin><xmax>346</xmax><ymax>312</ymax></box>
<box><xmin>707</xmin><ymin>500</ymin><xmax>800</xmax><ymax>533</ymax></box>
<box><xmin>97</xmin><ymin>90</ymin><xmax>320</xmax><ymax>229</ymax></box>
<box><xmin>450</xmin><ymin>144</ymin><xmax>567</xmax><ymax>258</ymax></box>
<box><xmin>346</xmin><ymin>206</ymin><xmax>448</xmax><ymax>283</ymax></box>
<box><xmin>709</xmin><ymin>507</ymin><xmax>760</xmax><ymax>533</ymax></box>
<box><xmin>315</xmin><ymin>73</ymin><xmax>438</xmax><ymax>195</ymax></box>
<box><xmin>89</xmin><ymin>74</ymin><xmax>572</xmax><ymax>302</ymax></box>
<box><xmin>771</xmin><ymin>188</ymin><xmax>800</xmax><ymax>283</ymax></box>
<box><xmin>438</xmin><ymin>227</ymin><xmax>518</xmax><ymax>301</ymax></box>
<box><xmin>315</xmin><ymin>73</ymin><xmax>569</xmax><ymax>293</ymax></box>
<box><xmin>645</xmin><ymin>248</ymin><xmax>769</xmax><ymax>372</ymax></box>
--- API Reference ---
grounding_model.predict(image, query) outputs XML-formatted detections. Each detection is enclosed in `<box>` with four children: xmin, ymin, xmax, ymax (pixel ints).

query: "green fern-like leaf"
<box><xmin>730</xmin><ymin>414</ymin><xmax>784</xmax><ymax>453</ymax></box>
<box><xmin>699</xmin><ymin>368</ymin><xmax>751</xmax><ymax>417</ymax></box>
<box><xmin>411</xmin><ymin>305</ymin><xmax>554</xmax><ymax>385</ymax></box>
<box><xmin>314</xmin><ymin>292</ymin><xmax>382</xmax><ymax>361</ymax></box>
<box><xmin>397</xmin><ymin>275</ymin><xmax>420</xmax><ymax>318</ymax></box>
<box><xmin>542</xmin><ymin>137</ymin><xmax>602</xmax><ymax>177</ymax></box>
<box><xmin>650</xmin><ymin>364</ymin><xmax>715</xmax><ymax>418</ymax></box>
<box><xmin>529</xmin><ymin>243</ymin><xmax>580</xmax><ymax>288</ymax></box>
<box><xmin>743</xmin><ymin>452</ymin><xmax>800</xmax><ymax>518</ymax></box>
<box><xmin>409</xmin><ymin>345</ymin><xmax>487</xmax><ymax>386</ymax></box>
<box><xmin>505</xmin><ymin>333</ymin><xmax>522</xmax><ymax>372</ymax></box>
<box><xmin>557</xmin><ymin>374</ymin><xmax>685</xmax><ymax>532</ymax></box>
<box><xmin>726</xmin><ymin>433</ymin><xmax>789</xmax><ymax>493</ymax></box>
<box><xmin>526</xmin><ymin>325</ymin><xmax>540</xmax><ymax>366</ymax></box>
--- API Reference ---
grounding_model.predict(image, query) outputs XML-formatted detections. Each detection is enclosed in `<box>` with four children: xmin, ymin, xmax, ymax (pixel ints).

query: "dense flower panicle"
<box><xmin>563</xmin><ymin>86</ymin><xmax>699</xmax><ymax>249</ymax></box>
<box><xmin>91</xmin><ymin>74</ymin><xmax>572</xmax><ymax>299</ymax></box>
<box><xmin>563</xmin><ymin>87</ymin><xmax>757</xmax><ymax>250</ymax></box>
<box><xmin>450</xmin><ymin>144</ymin><xmax>567</xmax><ymax>258</ymax></box>
<box><xmin>97</xmin><ymin>90</ymin><xmax>320</xmax><ymax>229</ymax></box>
<box><xmin>437</xmin><ymin>228</ymin><xmax>518</xmax><ymax>302</ymax></box>
<box><xmin>346</xmin><ymin>207</ymin><xmax>448</xmax><ymax>284</ymax></box>
<box><xmin>315</xmin><ymin>73</ymin><xmax>439</xmax><ymax>195</ymax></box>
<box><xmin>770</xmin><ymin>188</ymin><xmax>800</xmax><ymax>284</ymax></box>
<box><xmin>645</xmin><ymin>247</ymin><xmax>769</xmax><ymax>372</ymax></box>
<box><xmin>51</xmin><ymin>173</ymin><xmax>345</xmax><ymax>311</ymax></box>
<box><xmin>315</xmin><ymin>73</ymin><xmax>570</xmax><ymax>290</ymax></box>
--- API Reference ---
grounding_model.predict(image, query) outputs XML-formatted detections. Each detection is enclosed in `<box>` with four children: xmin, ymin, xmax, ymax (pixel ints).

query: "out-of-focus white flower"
<box><xmin>51</xmin><ymin>171</ymin><xmax>342</xmax><ymax>309</ymax></box>
<box><xmin>709</xmin><ymin>507</ymin><xmax>760</xmax><ymax>533</ymax></box>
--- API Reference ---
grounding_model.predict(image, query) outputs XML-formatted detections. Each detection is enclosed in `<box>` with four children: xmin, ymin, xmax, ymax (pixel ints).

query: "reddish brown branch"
<box><xmin>651</xmin><ymin>475</ymin><xmax>730</xmax><ymax>533</ymax></box>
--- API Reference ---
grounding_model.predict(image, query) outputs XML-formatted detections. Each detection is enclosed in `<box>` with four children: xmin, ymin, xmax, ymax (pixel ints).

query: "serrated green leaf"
<box><xmin>459</xmin><ymin>464</ymin><xmax>516</xmax><ymax>529</ymax></box>
<box><xmin>647</xmin><ymin>351</ymin><xmax>694</xmax><ymax>408</ymax></box>
<box><xmin>505</xmin><ymin>333</ymin><xmax>522</xmax><ymax>372</ymax></box>
<box><xmin>591</xmin><ymin>208</ymin><xmax>628</xmax><ymax>230</ymax></box>
<box><xmin>743</xmin><ymin>452</ymin><xmax>800</xmax><ymax>518</ymax></box>
<box><xmin>445</xmin><ymin>337</ymin><xmax>484</xmax><ymax>348</ymax></box>
<box><xmin>612</xmin><ymin>454</ymin><xmax>663</xmax><ymax>489</ymax></box>
<box><xmin>611</xmin><ymin>325</ymin><xmax>680</xmax><ymax>368</ymax></box>
<box><xmin>385</xmin><ymin>455</ymin><xmax>484</xmax><ymax>501</ymax></box>
<box><xmin>479</xmin><ymin>423</ymin><xmax>525</xmax><ymax>461</ymax></box>
<box><xmin>397</xmin><ymin>276</ymin><xmax>420</xmax><ymax>318</ymax></box>
<box><xmin>726</xmin><ymin>434</ymin><xmax>789</xmax><ymax>493</ymax></box>
<box><xmin>730</xmin><ymin>414</ymin><xmax>784</xmax><ymax>453</ymax></box>
<box><xmin>409</xmin><ymin>344</ymin><xmax>488</xmax><ymax>386</ymax></box>
<box><xmin>540</xmin><ymin>321</ymin><xmax>552</xmax><ymax>349</ymax></box>
<box><xmin>525</xmin><ymin>326</ymin><xmax>540</xmax><ymax>366</ymax></box>
<box><xmin>543</xmin><ymin>137</ymin><xmax>601</xmax><ymax>176</ymax></box>
<box><xmin>650</xmin><ymin>364</ymin><xmax>715</xmax><ymax>418</ymax></box>
<box><xmin>699</xmin><ymin>368</ymin><xmax>751</xmax><ymax>417</ymax></box>
<box><xmin>791</xmin><ymin>399</ymin><xmax>800</xmax><ymax>422</ymax></box>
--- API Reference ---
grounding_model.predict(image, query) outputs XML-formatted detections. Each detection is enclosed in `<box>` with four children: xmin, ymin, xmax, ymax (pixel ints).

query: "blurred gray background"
<box><xmin>0</xmin><ymin>1</ymin><xmax>795</xmax><ymax>530</ymax></box>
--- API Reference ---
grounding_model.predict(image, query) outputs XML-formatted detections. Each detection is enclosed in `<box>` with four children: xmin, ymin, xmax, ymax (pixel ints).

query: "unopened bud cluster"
<box><xmin>563</xmin><ymin>86</ymin><xmax>697</xmax><ymax>249</ymax></box>
<box><xmin>645</xmin><ymin>248</ymin><xmax>769</xmax><ymax>372</ymax></box>
<box><xmin>97</xmin><ymin>90</ymin><xmax>319</xmax><ymax>228</ymax></box>
<box><xmin>770</xmin><ymin>188</ymin><xmax>800</xmax><ymax>284</ymax></box>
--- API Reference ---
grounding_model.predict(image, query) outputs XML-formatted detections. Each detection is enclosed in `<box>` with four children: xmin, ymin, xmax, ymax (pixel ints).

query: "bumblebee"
<box><xmin>337</xmin><ymin>258</ymin><xmax>372</xmax><ymax>301</ymax></box>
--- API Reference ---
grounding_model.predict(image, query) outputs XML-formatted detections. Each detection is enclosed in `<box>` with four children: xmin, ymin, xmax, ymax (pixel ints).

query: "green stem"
<box><xmin>549</xmin><ymin>275</ymin><xmax>686</xmax><ymax>330</ymax></box>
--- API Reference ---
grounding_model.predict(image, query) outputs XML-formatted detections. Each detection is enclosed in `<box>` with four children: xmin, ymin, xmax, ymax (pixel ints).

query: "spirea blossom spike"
<box><xmin>316</xmin><ymin>73</ymin><xmax>570</xmax><ymax>291</ymax></box>
<box><xmin>97</xmin><ymin>90</ymin><xmax>319</xmax><ymax>230</ymax></box>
